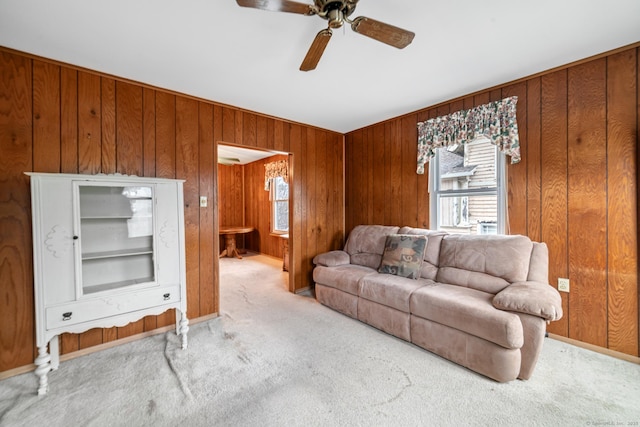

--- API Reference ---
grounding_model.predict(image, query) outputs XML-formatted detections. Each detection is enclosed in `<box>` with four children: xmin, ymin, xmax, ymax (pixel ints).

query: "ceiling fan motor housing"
<box><xmin>314</xmin><ymin>0</ymin><xmax>358</xmax><ymax>28</ymax></box>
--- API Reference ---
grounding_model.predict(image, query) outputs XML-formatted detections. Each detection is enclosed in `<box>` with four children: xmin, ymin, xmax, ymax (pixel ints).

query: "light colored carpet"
<box><xmin>1</xmin><ymin>253</ymin><xmax>639</xmax><ymax>426</ymax></box>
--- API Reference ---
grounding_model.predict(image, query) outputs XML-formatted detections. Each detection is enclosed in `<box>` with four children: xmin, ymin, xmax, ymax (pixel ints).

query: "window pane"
<box><xmin>275</xmin><ymin>177</ymin><xmax>289</xmax><ymax>200</ymax></box>
<box><xmin>438</xmin><ymin>138</ymin><xmax>496</xmax><ymax>191</ymax></box>
<box><xmin>274</xmin><ymin>201</ymin><xmax>289</xmax><ymax>231</ymax></box>
<box><xmin>438</xmin><ymin>194</ymin><xmax>497</xmax><ymax>235</ymax></box>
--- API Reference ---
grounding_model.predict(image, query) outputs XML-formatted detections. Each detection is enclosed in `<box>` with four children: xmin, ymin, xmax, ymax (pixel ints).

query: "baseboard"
<box><xmin>548</xmin><ymin>333</ymin><xmax>640</xmax><ymax>365</ymax></box>
<box><xmin>0</xmin><ymin>313</ymin><xmax>219</xmax><ymax>381</ymax></box>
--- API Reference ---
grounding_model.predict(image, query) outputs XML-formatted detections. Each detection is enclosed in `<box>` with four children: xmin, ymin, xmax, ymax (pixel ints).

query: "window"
<box><xmin>429</xmin><ymin>137</ymin><xmax>506</xmax><ymax>235</ymax></box>
<box><xmin>270</xmin><ymin>176</ymin><xmax>289</xmax><ymax>233</ymax></box>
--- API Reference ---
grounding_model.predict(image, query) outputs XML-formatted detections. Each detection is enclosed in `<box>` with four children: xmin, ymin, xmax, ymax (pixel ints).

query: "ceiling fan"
<box><xmin>236</xmin><ymin>0</ymin><xmax>415</xmax><ymax>71</ymax></box>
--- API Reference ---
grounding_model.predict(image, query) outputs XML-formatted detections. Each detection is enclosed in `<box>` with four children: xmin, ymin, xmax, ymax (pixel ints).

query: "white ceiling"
<box><xmin>1</xmin><ymin>0</ymin><xmax>639</xmax><ymax>134</ymax></box>
<box><xmin>218</xmin><ymin>143</ymin><xmax>281</xmax><ymax>165</ymax></box>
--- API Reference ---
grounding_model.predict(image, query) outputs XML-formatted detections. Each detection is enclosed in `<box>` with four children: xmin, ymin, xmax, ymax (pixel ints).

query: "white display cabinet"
<box><xmin>26</xmin><ymin>172</ymin><xmax>189</xmax><ymax>395</ymax></box>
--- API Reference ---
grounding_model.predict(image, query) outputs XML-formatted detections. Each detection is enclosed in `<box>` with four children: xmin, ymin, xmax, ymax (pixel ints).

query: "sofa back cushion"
<box><xmin>398</xmin><ymin>226</ymin><xmax>447</xmax><ymax>280</ymax></box>
<box><xmin>344</xmin><ymin>225</ymin><xmax>400</xmax><ymax>269</ymax></box>
<box><xmin>527</xmin><ymin>242</ymin><xmax>549</xmax><ymax>283</ymax></box>
<box><xmin>436</xmin><ymin>234</ymin><xmax>534</xmax><ymax>294</ymax></box>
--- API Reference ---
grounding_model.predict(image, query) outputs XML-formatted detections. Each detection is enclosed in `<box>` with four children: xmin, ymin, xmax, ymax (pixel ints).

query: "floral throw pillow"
<box><xmin>378</xmin><ymin>234</ymin><xmax>427</xmax><ymax>280</ymax></box>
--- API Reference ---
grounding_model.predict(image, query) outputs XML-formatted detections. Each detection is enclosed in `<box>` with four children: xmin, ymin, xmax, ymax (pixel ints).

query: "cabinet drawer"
<box><xmin>46</xmin><ymin>286</ymin><xmax>180</xmax><ymax>330</ymax></box>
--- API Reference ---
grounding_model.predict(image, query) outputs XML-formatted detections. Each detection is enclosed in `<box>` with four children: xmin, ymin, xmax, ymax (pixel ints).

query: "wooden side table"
<box><xmin>219</xmin><ymin>226</ymin><xmax>254</xmax><ymax>259</ymax></box>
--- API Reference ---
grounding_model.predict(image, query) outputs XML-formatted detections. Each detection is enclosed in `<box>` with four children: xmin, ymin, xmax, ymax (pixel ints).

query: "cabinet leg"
<box><xmin>49</xmin><ymin>336</ymin><xmax>60</xmax><ymax>370</ymax></box>
<box><xmin>179</xmin><ymin>311</ymin><xmax>189</xmax><ymax>350</ymax></box>
<box><xmin>34</xmin><ymin>345</ymin><xmax>51</xmax><ymax>396</ymax></box>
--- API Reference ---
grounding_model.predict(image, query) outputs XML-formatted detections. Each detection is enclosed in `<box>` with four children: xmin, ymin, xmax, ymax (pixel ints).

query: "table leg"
<box><xmin>220</xmin><ymin>234</ymin><xmax>243</xmax><ymax>259</ymax></box>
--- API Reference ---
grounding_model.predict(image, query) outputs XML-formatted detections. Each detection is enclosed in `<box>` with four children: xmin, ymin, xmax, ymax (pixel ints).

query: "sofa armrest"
<box><xmin>493</xmin><ymin>281</ymin><xmax>563</xmax><ymax>321</ymax></box>
<box><xmin>313</xmin><ymin>250</ymin><xmax>351</xmax><ymax>267</ymax></box>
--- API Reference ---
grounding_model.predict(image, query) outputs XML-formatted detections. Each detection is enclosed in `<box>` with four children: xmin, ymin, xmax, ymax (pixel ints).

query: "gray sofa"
<box><xmin>312</xmin><ymin>225</ymin><xmax>563</xmax><ymax>382</ymax></box>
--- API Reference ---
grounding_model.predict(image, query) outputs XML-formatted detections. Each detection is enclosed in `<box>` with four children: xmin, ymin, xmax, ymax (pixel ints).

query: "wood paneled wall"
<box><xmin>345</xmin><ymin>45</ymin><xmax>639</xmax><ymax>356</ymax></box>
<box><xmin>0</xmin><ymin>48</ymin><xmax>344</xmax><ymax>373</ymax></box>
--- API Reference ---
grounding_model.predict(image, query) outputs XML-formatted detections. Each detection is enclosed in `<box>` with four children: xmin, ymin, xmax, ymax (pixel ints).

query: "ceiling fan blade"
<box><xmin>351</xmin><ymin>16</ymin><xmax>415</xmax><ymax>49</ymax></box>
<box><xmin>236</xmin><ymin>0</ymin><xmax>315</xmax><ymax>15</ymax></box>
<box><xmin>300</xmin><ymin>28</ymin><xmax>332</xmax><ymax>71</ymax></box>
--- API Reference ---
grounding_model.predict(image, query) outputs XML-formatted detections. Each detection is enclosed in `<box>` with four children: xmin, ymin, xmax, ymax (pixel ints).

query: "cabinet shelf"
<box><xmin>82</xmin><ymin>248</ymin><xmax>153</xmax><ymax>260</ymax></box>
<box><xmin>81</xmin><ymin>216</ymin><xmax>135</xmax><ymax>220</ymax></box>
<box><xmin>83</xmin><ymin>276</ymin><xmax>155</xmax><ymax>294</ymax></box>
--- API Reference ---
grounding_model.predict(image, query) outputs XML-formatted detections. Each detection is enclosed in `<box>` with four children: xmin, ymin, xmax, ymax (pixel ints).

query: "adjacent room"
<box><xmin>0</xmin><ymin>0</ymin><xmax>639</xmax><ymax>425</ymax></box>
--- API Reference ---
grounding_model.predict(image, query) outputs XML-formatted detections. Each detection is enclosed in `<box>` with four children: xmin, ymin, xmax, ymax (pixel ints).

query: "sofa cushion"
<box><xmin>359</xmin><ymin>274</ymin><xmax>435</xmax><ymax>312</ymax></box>
<box><xmin>410</xmin><ymin>284</ymin><xmax>524</xmax><ymax>349</ymax></box>
<box><xmin>397</xmin><ymin>227</ymin><xmax>447</xmax><ymax>280</ymax></box>
<box><xmin>436</xmin><ymin>234</ymin><xmax>534</xmax><ymax>293</ymax></box>
<box><xmin>313</xmin><ymin>264</ymin><xmax>376</xmax><ymax>296</ymax></box>
<box><xmin>378</xmin><ymin>234</ymin><xmax>427</xmax><ymax>279</ymax></box>
<box><xmin>344</xmin><ymin>225</ymin><xmax>400</xmax><ymax>269</ymax></box>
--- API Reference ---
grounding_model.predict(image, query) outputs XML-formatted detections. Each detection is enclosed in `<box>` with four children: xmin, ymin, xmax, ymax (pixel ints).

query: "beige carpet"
<box><xmin>1</xmin><ymin>252</ymin><xmax>639</xmax><ymax>426</ymax></box>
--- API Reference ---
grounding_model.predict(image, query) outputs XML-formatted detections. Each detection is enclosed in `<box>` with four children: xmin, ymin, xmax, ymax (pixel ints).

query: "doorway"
<box><xmin>215</xmin><ymin>142</ymin><xmax>294</xmax><ymax>297</ymax></box>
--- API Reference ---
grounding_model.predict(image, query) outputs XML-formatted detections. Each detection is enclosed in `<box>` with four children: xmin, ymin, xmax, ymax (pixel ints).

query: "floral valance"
<box><xmin>416</xmin><ymin>96</ymin><xmax>521</xmax><ymax>174</ymax></box>
<box><xmin>264</xmin><ymin>159</ymin><xmax>288</xmax><ymax>191</ymax></box>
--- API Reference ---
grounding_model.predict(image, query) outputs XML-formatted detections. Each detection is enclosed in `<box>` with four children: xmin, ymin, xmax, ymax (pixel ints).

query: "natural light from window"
<box><xmin>429</xmin><ymin>137</ymin><xmax>506</xmax><ymax>235</ymax></box>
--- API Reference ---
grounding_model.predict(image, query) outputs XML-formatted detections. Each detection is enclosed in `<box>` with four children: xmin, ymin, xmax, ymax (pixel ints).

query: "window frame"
<box><xmin>270</xmin><ymin>176</ymin><xmax>289</xmax><ymax>234</ymax></box>
<box><xmin>428</xmin><ymin>138</ymin><xmax>507</xmax><ymax>235</ymax></box>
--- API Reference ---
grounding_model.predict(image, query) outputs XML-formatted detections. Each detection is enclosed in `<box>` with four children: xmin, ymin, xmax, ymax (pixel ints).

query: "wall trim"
<box><xmin>549</xmin><ymin>333</ymin><xmax>640</xmax><ymax>365</ymax></box>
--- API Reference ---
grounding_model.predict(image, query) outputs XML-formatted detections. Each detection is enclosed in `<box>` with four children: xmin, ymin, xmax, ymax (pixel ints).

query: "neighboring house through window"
<box><xmin>270</xmin><ymin>176</ymin><xmax>289</xmax><ymax>234</ymax></box>
<box><xmin>429</xmin><ymin>136</ymin><xmax>506</xmax><ymax>235</ymax></box>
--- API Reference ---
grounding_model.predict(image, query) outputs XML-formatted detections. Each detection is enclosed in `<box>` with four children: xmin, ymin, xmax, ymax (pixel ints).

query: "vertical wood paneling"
<box><xmin>290</xmin><ymin>124</ymin><xmax>304</xmax><ymax>290</ymax></box>
<box><xmin>212</xmin><ymin>105</ymin><xmax>222</xmax><ymax>311</ymax></box>
<box><xmin>100</xmin><ymin>78</ymin><xmax>116</xmax><ymax>174</ymax></box>
<box><xmin>539</xmin><ymin>70</ymin><xmax>569</xmax><ymax>337</ymax></box>
<box><xmin>32</xmin><ymin>61</ymin><xmax>60</xmax><ymax>172</ymax></box>
<box><xmin>387</xmin><ymin>121</ymin><xmax>402</xmax><ymax>226</ymax></box>
<box><xmin>606</xmin><ymin>50</ymin><xmax>638</xmax><ymax>354</ymax></box>
<box><xmin>316</xmin><ymin>131</ymin><xmax>328</xmax><ymax>251</ymax></box>
<box><xmin>372</xmin><ymin>124</ymin><xmax>385</xmax><ymax>224</ymax></box>
<box><xmin>0</xmin><ymin>52</ymin><xmax>34</xmax><ymax>371</ymax></box>
<box><xmin>567</xmin><ymin>59</ymin><xmax>607</xmax><ymax>347</ymax></box>
<box><xmin>176</xmin><ymin>97</ymin><xmax>200</xmax><ymax>319</ymax></box>
<box><xmin>401</xmin><ymin>115</ymin><xmax>418</xmax><ymax>226</ymax></box>
<box><xmin>142</xmin><ymin>88</ymin><xmax>156</xmax><ymax>177</ymax></box>
<box><xmin>198</xmin><ymin>102</ymin><xmax>215</xmax><ymax>318</ymax></box>
<box><xmin>243</xmin><ymin>112</ymin><xmax>256</xmax><ymax>147</ymax></box>
<box><xmin>155</xmin><ymin>92</ymin><xmax>176</xmax><ymax>179</ymax></box>
<box><xmin>78</xmin><ymin>72</ymin><xmax>101</xmax><ymax>175</ymax></box>
<box><xmin>115</xmin><ymin>81</ymin><xmax>143</xmax><ymax>176</ymax></box>
<box><xmin>526</xmin><ymin>78</ymin><xmax>542</xmax><ymax>242</ymax></box>
<box><xmin>304</xmin><ymin>128</ymin><xmax>316</xmax><ymax>283</ymax></box>
<box><xmin>60</xmin><ymin>68</ymin><xmax>78</xmax><ymax>174</ymax></box>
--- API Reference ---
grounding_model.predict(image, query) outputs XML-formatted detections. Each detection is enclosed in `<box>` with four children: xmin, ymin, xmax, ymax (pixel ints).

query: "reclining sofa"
<box><xmin>312</xmin><ymin>225</ymin><xmax>563</xmax><ymax>382</ymax></box>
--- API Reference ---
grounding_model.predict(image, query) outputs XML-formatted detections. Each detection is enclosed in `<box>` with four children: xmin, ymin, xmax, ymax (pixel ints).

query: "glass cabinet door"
<box><xmin>76</xmin><ymin>183</ymin><xmax>156</xmax><ymax>295</ymax></box>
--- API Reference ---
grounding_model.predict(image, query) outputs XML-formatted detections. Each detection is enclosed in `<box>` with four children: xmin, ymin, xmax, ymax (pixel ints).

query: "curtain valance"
<box><xmin>416</xmin><ymin>96</ymin><xmax>521</xmax><ymax>174</ymax></box>
<box><xmin>264</xmin><ymin>160</ymin><xmax>288</xmax><ymax>191</ymax></box>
